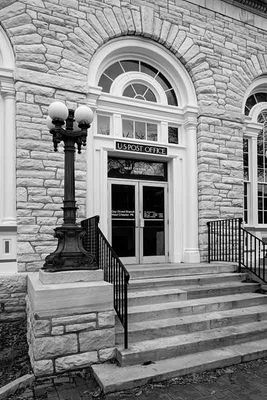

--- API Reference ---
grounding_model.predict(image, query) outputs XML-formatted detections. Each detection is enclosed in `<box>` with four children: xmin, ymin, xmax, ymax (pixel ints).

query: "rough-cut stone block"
<box><xmin>65</xmin><ymin>322</ymin><xmax>96</xmax><ymax>333</ymax></box>
<box><xmin>51</xmin><ymin>326</ymin><xmax>64</xmax><ymax>335</ymax></box>
<box><xmin>52</xmin><ymin>313</ymin><xmax>96</xmax><ymax>326</ymax></box>
<box><xmin>33</xmin><ymin>334</ymin><xmax>78</xmax><ymax>360</ymax></box>
<box><xmin>32</xmin><ymin>359</ymin><xmax>54</xmax><ymax>376</ymax></box>
<box><xmin>98</xmin><ymin>311</ymin><xmax>115</xmax><ymax>328</ymax></box>
<box><xmin>33</xmin><ymin>319</ymin><xmax>51</xmax><ymax>337</ymax></box>
<box><xmin>79</xmin><ymin>328</ymin><xmax>115</xmax><ymax>352</ymax></box>
<box><xmin>55</xmin><ymin>352</ymin><xmax>98</xmax><ymax>373</ymax></box>
<box><xmin>98</xmin><ymin>347</ymin><xmax>115</xmax><ymax>362</ymax></box>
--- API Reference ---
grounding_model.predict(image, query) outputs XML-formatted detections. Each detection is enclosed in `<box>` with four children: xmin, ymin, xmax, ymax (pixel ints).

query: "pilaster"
<box><xmin>183</xmin><ymin>112</ymin><xmax>200</xmax><ymax>263</ymax></box>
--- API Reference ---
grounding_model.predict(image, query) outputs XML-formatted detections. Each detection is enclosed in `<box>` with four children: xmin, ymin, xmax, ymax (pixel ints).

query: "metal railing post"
<box><xmin>207</xmin><ymin>222</ymin><xmax>211</xmax><ymax>263</ymax></box>
<box><xmin>238</xmin><ymin>217</ymin><xmax>242</xmax><ymax>272</ymax></box>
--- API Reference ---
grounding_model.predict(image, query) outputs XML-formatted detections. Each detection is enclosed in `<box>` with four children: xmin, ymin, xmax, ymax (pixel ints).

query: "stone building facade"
<box><xmin>0</xmin><ymin>0</ymin><xmax>266</xmax><ymax>319</ymax></box>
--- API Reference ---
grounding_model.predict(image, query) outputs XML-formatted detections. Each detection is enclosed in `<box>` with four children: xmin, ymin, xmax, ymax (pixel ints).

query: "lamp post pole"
<box><xmin>42</xmin><ymin>102</ymin><xmax>97</xmax><ymax>272</ymax></box>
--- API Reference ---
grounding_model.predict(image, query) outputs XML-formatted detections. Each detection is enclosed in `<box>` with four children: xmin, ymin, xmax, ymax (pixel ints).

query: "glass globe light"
<box><xmin>74</xmin><ymin>105</ymin><xmax>94</xmax><ymax>125</ymax></box>
<box><xmin>48</xmin><ymin>101</ymin><xmax>69</xmax><ymax>121</ymax></box>
<box><xmin>46</xmin><ymin>116</ymin><xmax>54</xmax><ymax>130</ymax></box>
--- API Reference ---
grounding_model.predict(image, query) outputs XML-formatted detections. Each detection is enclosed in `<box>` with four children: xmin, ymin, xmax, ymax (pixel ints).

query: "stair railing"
<box><xmin>207</xmin><ymin>217</ymin><xmax>266</xmax><ymax>283</ymax></box>
<box><xmin>81</xmin><ymin>216</ymin><xmax>130</xmax><ymax>349</ymax></box>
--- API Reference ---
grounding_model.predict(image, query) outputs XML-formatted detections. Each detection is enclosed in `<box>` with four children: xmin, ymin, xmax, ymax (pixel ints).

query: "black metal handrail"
<box><xmin>207</xmin><ymin>217</ymin><xmax>266</xmax><ymax>283</ymax></box>
<box><xmin>81</xmin><ymin>216</ymin><xmax>130</xmax><ymax>348</ymax></box>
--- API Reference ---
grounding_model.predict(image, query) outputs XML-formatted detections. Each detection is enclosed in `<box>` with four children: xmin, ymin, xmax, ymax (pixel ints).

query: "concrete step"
<box><xmin>127</xmin><ymin>263</ymin><xmax>238</xmax><ymax>279</ymax></box>
<box><xmin>116</xmin><ymin>304</ymin><xmax>267</xmax><ymax>343</ymax></box>
<box><xmin>129</xmin><ymin>272</ymin><xmax>248</xmax><ymax>290</ymax></box>
<box><xmin>92</xmin><ymin>338</ymin><xmax>267</xmax><ymax>393</ymax></box>
<box><xmin>186</xmin><ymin>281</ymin><xmax>260</xmax><ymax>299</ymax></box>
<box><xmin>128</xmin><ymin>287</ymin><xmax>187</xmax><ymax>306</ymax></box>
<box><xmin>117</xmin><ymin>320</ymin><xmax>267</xmax><ymax>366</ymax></box>
<box><xmin>127</xmin><ymin>292</ymin><xmax>267</xmax><ymax>322</ymax></box>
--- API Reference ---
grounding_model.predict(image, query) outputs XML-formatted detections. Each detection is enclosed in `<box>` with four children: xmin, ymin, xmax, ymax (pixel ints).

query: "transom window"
<box><xmin>98</xmin><ymin>59</ymin><xmax>178</xmax><ymax>106</ymax></box>
<box><xmin>122</xmin><ymin>118</ymin><xmax>157</xmax><ymax>141</ymax></box>
<box><xmin>245</xmin><ymin>92</ymin><xmax>267</xmax><ymax>116</ymax></box>
<box><xmin>123</xmin><ymin>83</ymin><xmax>157</xmax><ymax>102</ymax></box>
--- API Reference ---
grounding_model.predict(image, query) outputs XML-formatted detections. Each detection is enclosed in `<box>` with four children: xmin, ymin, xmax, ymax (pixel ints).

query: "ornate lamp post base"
<box><xmin>43</xmin><ymin>225</ymin><xmax>97</xmax><ymax>272</ymax></box>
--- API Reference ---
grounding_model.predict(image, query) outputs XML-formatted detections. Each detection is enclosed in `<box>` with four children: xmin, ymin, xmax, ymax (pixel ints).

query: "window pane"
<box><xmin>123</xmin><ymin>85</ymin><xmax>135</xmax><ymax>98</ymax></box>
<box><xmin>258</xmin><ymin>169</ymin><xmax>264</xmax><ymax>181</ymax></box>
<box><xmin>255</xmin><ymin>93</ymin><xmax>267</xmax><ymax>103</ymax></box>
<box><xmin>145</xmin><ymin>89</ymin><xmax>157</xmax><ymax>102</ymax></box>
<box><xmin>133</xmin><ymin>83</ymin><xmax>147</xmax><ymax>96</ymax></box>
<box><xmin>108</xmin><ymin>157</ymin><xmax>167</xmax><ymax>181</ymax></box>
<box><xmin>120</xmin><ymin>60</ymin><xmax>139</xmax><ymax>72</ymax></box>
<box><xmin>104</xmin><ymin>62</ymin><xmax>123</xmax><ymax>80</ymax></box>
<box><xmin>166</xmin><ymin>89</ymin><xmax>178</xmax><ymax>106</ymax></box>
<box><xmin>258</xmin><ymin>156</ymin><xmax>263</xmax><ymax>170</ymax></box>
<box><xmin>245</xmin><ymin>95</ymin><xmax>257</xmax><ymax>114</ymax></box>
<box><xmin>98</xmin><ymin>74</ymin><xmax>112</xmax><ymax>92</ymax></box>
<box><xmin>122</xmin><ymin>119</ymin><xmax>133</xmax><ymax>138</ymax></box>
<box><xmin>140</xmin><ymin>62</ymin><xmax>157</xmax><ymax>77</ymax></box>
<box><xmin>147</xmin><ymin>123</ymin><xmax>157</xmax><ymax>141</ymax></box>
<box><xmin>97</xmin><ymin>115</ymin><xmax>110</xmax><ymax>135</ymax></box>
<box><xmin>135</xmin><ymin>121</ymin><xmax>145</xmax><ymax>140</ymax></box>
<box><xmin>156</xmin><ymin>72</ymin><xmax>172</xmax><ymax>91</ymax></box>
<box><xmin>168</xmin><ymin>126</ymin><xmax>179</xmax><ymax>144</ymax></box>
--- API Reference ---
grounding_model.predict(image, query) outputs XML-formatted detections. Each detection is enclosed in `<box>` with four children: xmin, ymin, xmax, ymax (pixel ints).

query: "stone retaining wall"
<box><xmin>27</xmin><ymin>297</ymin><xmax>115</xmax><ymax>376</ymax></box>
<box><xmin>0</xmin><ymin>274</ymin><xmax>27</xmax><ymax>322</ymax></box>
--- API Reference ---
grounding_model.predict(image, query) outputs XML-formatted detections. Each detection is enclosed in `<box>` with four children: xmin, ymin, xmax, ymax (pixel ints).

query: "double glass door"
<box><xmin>109</xmin><ymin>180</ymin><xmax>167</xmax><ymax>264</ymax></box>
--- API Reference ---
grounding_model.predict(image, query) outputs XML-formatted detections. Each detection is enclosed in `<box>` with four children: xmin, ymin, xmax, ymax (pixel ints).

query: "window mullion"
<box><xmin>250</xmin><ymin>135</ymin><xmax>258</xmax><ymax>225</ymax></box>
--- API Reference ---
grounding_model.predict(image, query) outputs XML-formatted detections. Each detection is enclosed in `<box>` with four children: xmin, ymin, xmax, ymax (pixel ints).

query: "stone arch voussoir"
<box><xmin>226</xmin><ymin>55</ymin><xmax>267</xmax><ymax>113</ymax></box>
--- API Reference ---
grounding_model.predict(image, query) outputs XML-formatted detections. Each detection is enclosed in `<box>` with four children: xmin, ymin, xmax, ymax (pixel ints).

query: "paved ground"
<box><xmin>9</xmin><ymin>358</ymin><xmax>267</xmax><ymax>400</ymax></box>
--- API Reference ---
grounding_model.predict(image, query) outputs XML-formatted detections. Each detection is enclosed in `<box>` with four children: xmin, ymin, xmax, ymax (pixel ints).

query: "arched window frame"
<box><xmin>244</xmin><ymin>98</ymin><xmax>267</xmax><ymax>227</ymax></box>
<box><xmin>0</xmin><ymin>26</ymin><xmax>16</xmax><ymax>273</ymax></box>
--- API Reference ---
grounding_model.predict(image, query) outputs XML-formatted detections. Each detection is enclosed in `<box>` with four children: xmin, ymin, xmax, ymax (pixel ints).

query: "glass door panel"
<box><xmin>109</xmin><ymin>180</ymin><xmax>167</xmax><ymax>264</ymax></box>
<box><xmin>142</xmin><ymin>186</ymin><xmax>165</xmax><ymax>259</ymax></box>
<box><xmin>111</xmin><ymin>183</ymin><xmax>137</xmax><ymax>262</ymax></box>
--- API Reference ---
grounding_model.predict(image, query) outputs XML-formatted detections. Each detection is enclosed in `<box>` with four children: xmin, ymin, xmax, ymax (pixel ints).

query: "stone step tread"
<box><xmin>128</xmin><ymin>287</ymin><xmax>186</xmax><ymax>299</ymax></box>
<box><xmin>92</xmin><ymin>338</ymin><xmax>267</xmax><ymax>393</ymax></box>
<box><xmin>128</xmin><ymin>265</ymin><xmax>237</xmax><ymax>275</ymax></box>
<box><xmin>185</xmin><ymin>281</ymin><xmax>258</xmax><ymax>291</ymax></box>
<box><xmin>129</xmin><ymin>281</ymin><xmax>255</xmax><ymax>295</ymax></box>
<box><xmin>118</xmin><ymin>320</ymin><xmax>267</xmax><ymax>355</ymax></box>
<box><xmin>126</xmin><ymin>262</ymin><xmax>236</xmax><ymax>270</ymax></box>
<box><xmin>129</xmin><ymin>272</ymin><xmax>246</xmax><ymax>285</ymax></box>
<box><xmin>128</xmin><ymin>290</ymin><xmax>265</xmax><ymax>314</ymax></box>
<box><xmin>117</xmin><ymin>305</ymin><xmax>267</xmax><ymax>333</ymax></box>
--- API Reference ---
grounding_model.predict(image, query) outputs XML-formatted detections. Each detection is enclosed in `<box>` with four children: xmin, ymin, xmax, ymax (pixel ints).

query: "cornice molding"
<box><xmin>227</xmin><ymin>0</ymin><xmax>267</xmax><ymax>16</ymax></box>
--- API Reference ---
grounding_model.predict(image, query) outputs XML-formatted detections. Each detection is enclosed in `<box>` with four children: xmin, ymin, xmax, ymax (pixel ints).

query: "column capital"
<box><xmin>244</xmin><ymin>120</ymin><xmax>262</xmax><ymax>138</ymax></box>
<box><xmin>0</xmin><ymin>75</ymin><xmax>15</xmax><ymax>97</ymax></box>
<box><xmin>86</xmin><ymin>85</ymin><xmax>102</xmax><ymax>109</ymax></box>
<box><xmin>183</xmin><ymin>109</ymin><xmax>198</xmax><ymax>129</ymax></box>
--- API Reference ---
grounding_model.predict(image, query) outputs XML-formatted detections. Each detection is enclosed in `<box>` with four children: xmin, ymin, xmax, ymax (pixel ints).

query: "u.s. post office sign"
<box><xmin>115</xmin><ymin>141</ymin><xmax>167</xmax><ymax>155</ymax></box>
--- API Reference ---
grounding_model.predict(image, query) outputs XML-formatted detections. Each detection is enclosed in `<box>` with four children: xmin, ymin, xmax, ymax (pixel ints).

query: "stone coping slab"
<box><xmin>27</xmin><ymin>273</ymin><xmax>113</xmax><ymax>315</ymax></box>
<box><xmin>39</xmin><ymin>269</ymin><xmax>103</xmax><ymax>285</ymax></box>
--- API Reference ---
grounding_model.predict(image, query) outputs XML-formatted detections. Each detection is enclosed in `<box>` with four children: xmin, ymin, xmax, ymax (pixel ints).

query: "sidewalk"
<box><xmin>9</xmin><ymin>358</ymin><xmax>267</xmax><ymax>400</ymax></box>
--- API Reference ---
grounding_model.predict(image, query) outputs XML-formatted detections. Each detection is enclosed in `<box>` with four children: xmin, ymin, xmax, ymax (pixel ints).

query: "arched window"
<box><xmin>243</xmin><ymin>80</ymin><xmax>267</xmax><ymax>229</ymax></box>
<box><xmin>98</xmin><ymin>60</ymin><xmax>178</xmax><ymax>106</ymax></box>
<box><xmin>95</xmin><ymin>56</ymin><xmax>180</xmax><ymax>145</ymax></box>
<box><xmin>0</xmin><ymin>26</ymin><xmax>16</xmax><ymax>272</ymax></box>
